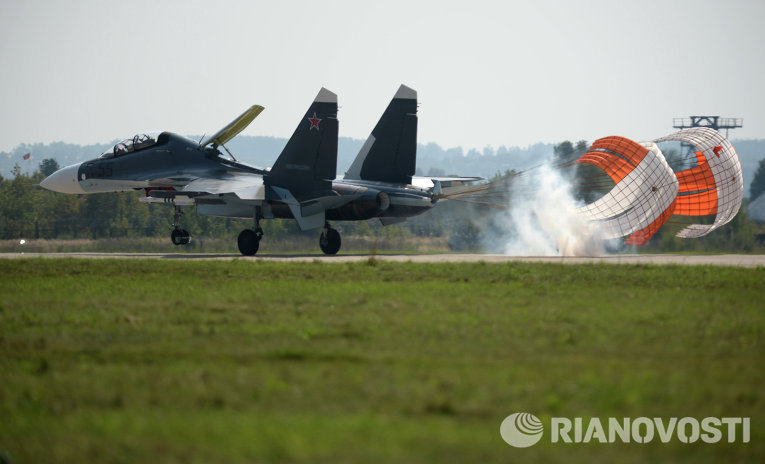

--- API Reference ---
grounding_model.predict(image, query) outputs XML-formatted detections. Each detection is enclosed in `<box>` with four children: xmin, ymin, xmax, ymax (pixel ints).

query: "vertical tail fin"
<box><xmin>267</xmin><ymin>88</ymin><xmax>338</xmax><ymax>191</ymax></box>
<box><xmin>345</xmin><ymin>84</ymin><xmax>417</xmax><ymax>184</ymax></box>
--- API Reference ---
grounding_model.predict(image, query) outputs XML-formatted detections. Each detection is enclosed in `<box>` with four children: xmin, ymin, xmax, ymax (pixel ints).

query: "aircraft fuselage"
<box><xmin>42</xmin><ymin>131</ymin><xmax>435</xmax><ymax>223</ymax></box>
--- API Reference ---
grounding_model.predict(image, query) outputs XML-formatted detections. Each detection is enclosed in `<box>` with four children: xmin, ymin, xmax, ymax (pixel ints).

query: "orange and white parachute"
<box><xmin>575</xmin><ymin>137</ymin><xmax>678</xmax><ymax>241</ymax></box>
<box><xmin>575</xmin><ymin>128</ymin><xmax>743</xmax><ymax>245</ymax></box>
<box><xmin>653</xmin><ymin>127</ymin><xmax>743</xmax><ymax>238</ymax></box>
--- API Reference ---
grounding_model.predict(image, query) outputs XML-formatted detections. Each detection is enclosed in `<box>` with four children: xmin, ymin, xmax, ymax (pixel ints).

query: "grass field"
<box><xmin>1</xmin><ymin>258</ymin><xmax>763</xmax><ymax>463</ymax></box>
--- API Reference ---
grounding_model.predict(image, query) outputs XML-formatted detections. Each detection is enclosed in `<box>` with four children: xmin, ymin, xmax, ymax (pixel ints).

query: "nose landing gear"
<box><xmin>170</xmin><ymin>205</ymin><xmax>190</xmax><ymax>245</ymax></box>
<box><xmin>171</xmin><ymin>228</ymin><xmax>190</xmax><ymax>245</ymax></box>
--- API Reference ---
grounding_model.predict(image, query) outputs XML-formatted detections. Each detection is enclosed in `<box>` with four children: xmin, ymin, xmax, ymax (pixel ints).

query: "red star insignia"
<box><xmin>308</xmin><ymin>112</ymin><xmax>321</xmax><ymax>130</ymax></box>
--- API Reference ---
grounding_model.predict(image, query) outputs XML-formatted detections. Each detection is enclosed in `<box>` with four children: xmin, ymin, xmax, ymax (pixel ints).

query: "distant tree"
<box><xmin>448</xmin><ymin>220</ymin><xmax>481</xmax><ymax>251</ymax></box>
<box><xmin>1</xmin><ymin>164</ymin><xmax>38</xmax><ymax>238</ymax></box>
<box><xmin>553</xmin><ymin>140</ymin><xmax>574</xmax><ymax>159</ymax></box>
<box><xmin>750</xmin><ymin>158</ymin><xmax>765</xmax><ymax>200</ymax></box>
<box><xmin>39</xmin><ymin>158</ymin><xmax>60</xmax><ymax>177</ymax></box>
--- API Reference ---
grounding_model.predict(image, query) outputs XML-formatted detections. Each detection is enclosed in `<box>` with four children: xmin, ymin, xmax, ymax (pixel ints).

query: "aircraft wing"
<box><xmin>199</xmin><ymin>105</ymin><xmax>265</xmax><ymax>148</ymax></box>
<box><xmin>181</xmin><ymin>173</ymin><xmax>266</xmax><ymax>200</ymax></box>
<box><xmin>141</xmin><ymin>172</ymin><xmax>266</xmax><ymax>204</ymax></box>
<box><xmin>268</xmin><ymin>186</ymin><xmax>362</xmax><ymax>230</ymax></box>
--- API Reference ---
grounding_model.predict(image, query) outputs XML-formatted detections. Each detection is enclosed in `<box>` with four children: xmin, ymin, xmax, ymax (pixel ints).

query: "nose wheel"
<box><xmin>171</xmin><ymin>228</ymin><xmax>190</xmax><ymax>245</ymax></box>
<box><xmin>319</xmin><ymin>223</ymin><xmax>341</xmax><ymax>255</ymax></box>
<box><xmin>170</xmin><ymin>205</ymin><xmax>191</xmax><ymax>245</ymax></box>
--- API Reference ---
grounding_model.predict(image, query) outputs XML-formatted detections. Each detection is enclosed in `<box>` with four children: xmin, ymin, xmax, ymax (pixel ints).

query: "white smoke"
<box><xmin>486</xmin><ymin>162</ymin><xmax>605</xmax><ymax>256</ymax></box>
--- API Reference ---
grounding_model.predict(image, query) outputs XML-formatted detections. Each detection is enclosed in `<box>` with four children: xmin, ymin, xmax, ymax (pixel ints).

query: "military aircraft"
<box><xmin>41</xmin><ymin>85</ymin><xmax>486</xmax><ymax>255</ymax></box>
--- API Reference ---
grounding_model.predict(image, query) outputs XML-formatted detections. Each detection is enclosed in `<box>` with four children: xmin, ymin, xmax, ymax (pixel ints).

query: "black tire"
<box><xmin>319</xmin><ymin>228</ymin><xmax>341</xmax><ymax>255</ymax></box>
<box><xmin>171</xmin><ymin>228</ymin><xmax>184</xmax><ymax>245</ymax></box>
<box><xmin>238</xmin><ymin>229</ymin><xmax>260</xmax><ymax>256</ymax></box>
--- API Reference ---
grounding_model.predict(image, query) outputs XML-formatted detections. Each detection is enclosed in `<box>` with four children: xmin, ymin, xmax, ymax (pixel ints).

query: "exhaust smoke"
<box><xmin>485</xmin><ymin>162</ymin><xmax>605</xmax><ymax>256</ymax></box>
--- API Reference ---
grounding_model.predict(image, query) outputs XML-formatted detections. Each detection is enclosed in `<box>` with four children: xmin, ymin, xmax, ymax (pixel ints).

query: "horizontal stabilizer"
<box><xmin>200</xmin><ymin>105</ymin><xmax>265</xmax><ymax>148</ymax></box>
<box><xmin>379</xmin><ymin>217</ymin><xmax>407</xmax><ymax>226</ymax></box>
<box><xmin>428</xmin><ymin>176</ymin><xmax>485</xmax><ymax>182</ymax></box>
<box><xmin>411</xmin><ymin>176</ymin><xmax>488</xmax><ymax>199</ymax></box>
<box><xmin>269</xmin><ymin>186</ymin><xmax>326</xmax><ymax>230</ymax></box>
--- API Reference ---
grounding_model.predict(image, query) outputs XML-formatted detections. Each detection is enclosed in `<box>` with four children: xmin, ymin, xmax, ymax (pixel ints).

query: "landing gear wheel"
<box><xmin>170</xmin><ymin>205</ymin><xmax>190</xmax><ymax>245</ymax></box>
<box><xmin>238</xmin><ymin>229</ymin><xmax>260</xmax><ymax>256</ymax></box>
<box><xmin>171</xmin><ymin>228</ymin><xmax>190</xmax><ymax>245</ymax></box>
<box><xmin>319</xmin><ymin>227</ymin><xmax>341</xmax><ymax>255</ymax></box>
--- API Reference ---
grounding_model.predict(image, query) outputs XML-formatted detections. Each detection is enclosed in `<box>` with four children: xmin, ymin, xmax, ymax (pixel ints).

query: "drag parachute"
<box><xmin>654</xmin><ymin>127</ymin><xmax>743</xmax><ymax>238</ymax></box>
<box><xmin>575</xmin><ymin>136</ymin><xmax>678</xmax><ymax>241</ymax></box>
<box><xmin>575</xmin><ymin>128</ymin><xmax>743</xmax><ymax>245</ymax></box>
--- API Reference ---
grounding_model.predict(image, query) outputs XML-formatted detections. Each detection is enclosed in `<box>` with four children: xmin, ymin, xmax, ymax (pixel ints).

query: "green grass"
<box><xmin>1</xmin><ymin>259</ymin><xmax>763</xmax><ymax>463</ymax></box>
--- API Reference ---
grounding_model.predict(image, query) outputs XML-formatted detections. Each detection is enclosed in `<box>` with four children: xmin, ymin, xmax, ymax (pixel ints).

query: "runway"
<box><xmin>2</xmin><ymin>253</ymin><xmax>765</xmax><ymax>267</ymax></box>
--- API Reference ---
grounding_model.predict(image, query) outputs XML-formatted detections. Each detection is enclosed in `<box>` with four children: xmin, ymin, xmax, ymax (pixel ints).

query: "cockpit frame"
<box><xmin>100</xmin><ymin>133</ymin><xmax>160</xmax><ymax>159</ymax></box>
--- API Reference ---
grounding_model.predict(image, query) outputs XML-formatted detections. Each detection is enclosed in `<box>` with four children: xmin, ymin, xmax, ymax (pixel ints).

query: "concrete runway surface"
<box><xmin>1</xmin><ymin>253</ymin><xmax>765</xmax><ymax>267</ymax></box>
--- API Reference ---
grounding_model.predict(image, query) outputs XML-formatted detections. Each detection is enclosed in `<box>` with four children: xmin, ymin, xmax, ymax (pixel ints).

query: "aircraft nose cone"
<box><xmin>40</xmin><ymin>163</ymin><xmax>85</xmax><ymax>194</ymax></box>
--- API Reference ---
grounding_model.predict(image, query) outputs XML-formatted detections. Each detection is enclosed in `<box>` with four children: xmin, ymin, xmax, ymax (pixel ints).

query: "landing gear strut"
<box><xmin>170</xmin><ymin>205</ymin><xmax>190</xmax><ymax>245</ymax></box>
<box><xmin>319</xmin><ymin>222</ymin><xmax>341</xmax><ymax>255</ymax></box>
<box><xmin>238</xmin><ymin>208</ymin><xmax>263</xmax><ymax>256</ymax></box>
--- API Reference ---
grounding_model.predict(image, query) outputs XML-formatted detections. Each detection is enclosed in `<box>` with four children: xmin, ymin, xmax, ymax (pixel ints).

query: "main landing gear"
<box><xmin>170</xmin><ymin>205</ymin><xmax>190</xmax><ymax>245</ymax></box>
<box><xmin>236</xmin><ymin>217</ymin><xmax>342</xmax><ymax>256</ymax></box>
<box><xmin>319</xmin><ymin>222</ymin><xmax>341</xmax><ymax>255</ymax></box>
<box><xmin>237</xmin><ymin>227</ymin><xmax>263</xmax><ymax>256</ymax></box>
<box><xmin>238</xmin><ymin>209</ymin><xmax>263</xmax><ymax>256</ymax></box>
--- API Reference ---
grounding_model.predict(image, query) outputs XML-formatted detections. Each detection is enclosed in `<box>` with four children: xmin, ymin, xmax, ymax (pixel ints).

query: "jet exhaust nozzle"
<box><xmin>326</xmin><ymin>189</ymin><xmax>390</xmax><ymax>221</ymax></box>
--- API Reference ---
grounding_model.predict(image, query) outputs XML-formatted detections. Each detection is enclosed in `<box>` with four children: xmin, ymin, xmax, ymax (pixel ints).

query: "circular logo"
<box><xmin>500</xmin><ymin>412</ymin><xmax>544</xmax><ymax>447</ymax></box>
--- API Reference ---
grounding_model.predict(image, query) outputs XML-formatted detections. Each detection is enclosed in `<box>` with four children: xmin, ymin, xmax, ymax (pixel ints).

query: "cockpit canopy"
<box><xmin>100</xmin><ymin>133</ymin><xmax>161</xmax><ymax>159</ymax></box>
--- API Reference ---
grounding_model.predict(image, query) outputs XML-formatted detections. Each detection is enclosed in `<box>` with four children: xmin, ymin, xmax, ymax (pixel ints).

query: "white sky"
<box><xmin>1</xmin><ymin>0</ymin><xmax>763</xmax><ymax>153</ymax></box>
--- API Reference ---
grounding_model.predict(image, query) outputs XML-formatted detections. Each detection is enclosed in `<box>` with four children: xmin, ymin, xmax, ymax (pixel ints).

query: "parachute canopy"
<box><xmin>575</xmin><ymin>136</ymin><xmax>678</xmax><ymax>242</ymax></box>
<box><xmin>654</xmin><ymin>127</ymin><xmax>743</xmax><ymax>238</ymax></box>
<box><xmin>575</xmin><ymin>128</ymin><xmax>743</xmax><ymax>245</ymax></box>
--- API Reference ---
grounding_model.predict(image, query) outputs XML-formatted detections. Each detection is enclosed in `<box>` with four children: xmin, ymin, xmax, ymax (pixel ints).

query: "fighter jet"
<box><xmin>41</xmin><ymin>85</ymin><xmax>486</xmax><ymax>255</ymax></box>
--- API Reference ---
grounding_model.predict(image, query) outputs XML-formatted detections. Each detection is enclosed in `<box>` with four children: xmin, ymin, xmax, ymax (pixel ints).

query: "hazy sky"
<box><xmin>1</xmin><ymin>0</ymin><xmax>763</xmax><ymax>153</ymax></box>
